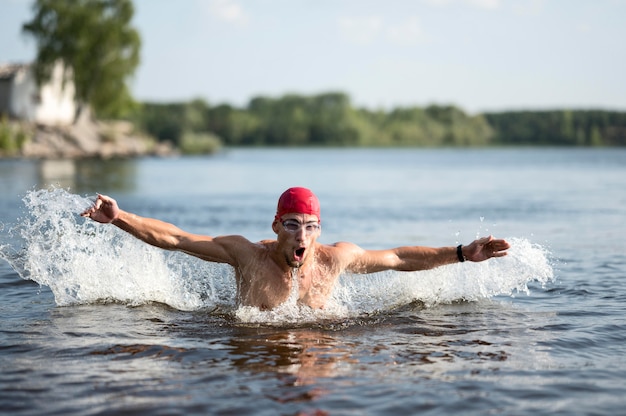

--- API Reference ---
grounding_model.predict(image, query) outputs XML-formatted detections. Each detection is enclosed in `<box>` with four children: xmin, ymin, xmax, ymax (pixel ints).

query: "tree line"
<box><xmin>128</xmin><ymin>93</ymin><xmax>626</xmax><ymax>150</ymax></box>
<box><xmin>484</xmin><ymin>110</ymin><xmax>626</xmax><ymax>146</ymax></box>
<box><xmin>129</xmin><ymin>92</ymin><xmax>494</xmax><ymax>150</ymax></box>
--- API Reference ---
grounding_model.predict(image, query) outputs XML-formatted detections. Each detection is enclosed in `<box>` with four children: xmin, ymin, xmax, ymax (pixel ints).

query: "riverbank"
<box><xmin>0</xmin><ymin>112</ymin><xmax>177</xmax><ymax>159</ymax></box>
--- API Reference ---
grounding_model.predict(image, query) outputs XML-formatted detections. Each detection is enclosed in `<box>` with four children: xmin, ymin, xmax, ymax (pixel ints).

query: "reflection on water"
<box><xmin>228</xmin><ymin>329</ymin><xmax>356</xmax><ymax>391</ymax></box>
<box><xmin>38</xmin><ymin>160</ymin><xmax>76</xmax><ymax>189</ymax></box>
<box><xmin>36</xmin><ymin>159</ymin><xmax>138</xmax><ymax>193</ymax></box>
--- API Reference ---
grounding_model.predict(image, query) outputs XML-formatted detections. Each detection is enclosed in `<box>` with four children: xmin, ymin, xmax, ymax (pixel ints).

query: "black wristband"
<box><xmin>457</xmin><ymin>245</ymin><xmax>465</xmax><ymax>262</ymax></box>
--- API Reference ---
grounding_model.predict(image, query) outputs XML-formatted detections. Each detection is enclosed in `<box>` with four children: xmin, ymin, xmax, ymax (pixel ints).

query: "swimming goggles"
<box><xmin>281</xmin><ymin>219</ymin><xmax>320</xmax><ymax>235</ymax></box>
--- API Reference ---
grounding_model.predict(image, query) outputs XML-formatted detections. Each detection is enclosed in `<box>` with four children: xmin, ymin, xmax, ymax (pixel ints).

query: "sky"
<box><xmin>2</xmin><ymin>0</ymin><xmax>626</xmax><ymax>114</ymax></box>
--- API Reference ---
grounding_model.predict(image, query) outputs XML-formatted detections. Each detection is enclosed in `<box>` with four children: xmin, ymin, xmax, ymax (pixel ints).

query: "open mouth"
<box><xmin>294</xmin><ymin>247</ymin><xmax>306</xmax><ymax>261</ymax></box>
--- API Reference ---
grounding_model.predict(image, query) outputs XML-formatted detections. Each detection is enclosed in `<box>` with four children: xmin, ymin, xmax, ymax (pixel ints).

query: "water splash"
<box><xmin>1</xmin><ymin>188</ymin><xmax>554</xmax><ymax>324</ymax></box>
<box><xmin>332</xmin><ymin>237</ymin><xmax>553</xmax><ymax>314</ymax></box>
<box><xmin>0</xmin><ymin>188</ymin><xmax>236</xmax><ymax>311</ymax></box>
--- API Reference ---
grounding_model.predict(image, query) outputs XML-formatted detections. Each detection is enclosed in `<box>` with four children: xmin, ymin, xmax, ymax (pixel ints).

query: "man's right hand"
<box><xmin>81</xmin><ymin>194</ymin><xmax>120</xmax><ymax>224</ymax></box>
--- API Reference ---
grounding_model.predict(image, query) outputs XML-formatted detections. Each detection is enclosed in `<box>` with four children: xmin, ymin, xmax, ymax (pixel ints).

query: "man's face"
<box><xmin>275</xmin><ymin>213</ymin><xmax>320</xmax><ymax>268</ymax></box>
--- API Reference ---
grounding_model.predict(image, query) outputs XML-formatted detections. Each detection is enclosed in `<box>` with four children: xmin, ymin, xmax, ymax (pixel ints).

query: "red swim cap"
<box><xmin>275</xmin><ymin>187</ymin><xmax>321</xmax><ymax>221</ymax></box>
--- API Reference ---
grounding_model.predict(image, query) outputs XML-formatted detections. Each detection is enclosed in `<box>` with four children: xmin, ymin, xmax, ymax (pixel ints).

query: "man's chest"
<box><xmin>236</xmin><ymin>265</ymin><xmax>323</xmax><ymax>308</ymax></box>
<box><xmin>234</xmin><ymin>249</ymin><xmax>342</xmax><ymax>309</ymax></box>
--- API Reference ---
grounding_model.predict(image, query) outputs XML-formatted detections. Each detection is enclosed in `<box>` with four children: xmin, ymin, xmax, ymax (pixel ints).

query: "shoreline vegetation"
<box><xmin>2</xmin><ymin>92</ymin><xmax>626</xmax><ymax>159</ymax></box>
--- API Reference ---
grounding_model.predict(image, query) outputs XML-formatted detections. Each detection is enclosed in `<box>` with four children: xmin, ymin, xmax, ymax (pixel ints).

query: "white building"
<box><xmin>0</xmin><ymin>61</ymin><xmax>76</xmax><ymax>126</ymax></box>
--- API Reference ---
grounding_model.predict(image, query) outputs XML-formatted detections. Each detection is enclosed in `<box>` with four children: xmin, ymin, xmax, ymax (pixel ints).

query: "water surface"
<box><xmin>1</xmin><ymin>148</ymin><xmax>625</xmax><ymax>415</ymax></box>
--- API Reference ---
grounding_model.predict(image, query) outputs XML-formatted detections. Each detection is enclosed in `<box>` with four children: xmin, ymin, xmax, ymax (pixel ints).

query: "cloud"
<box><xmin>386</xmin><ymin>17</ymin><xmax>428</xmax><ymax>45</ymax></box>
<box><xmin>512</xmin><ymin>0</ymin><xmax>545</xmax><ymax>15</ymax></box>
<box><xmin>421</xmin><ymin>0</ymin><xmax>500</xmax><ymax>9</ymax></box>
<box><xmin>338</xmin><ymin>16</ymin><xmax>429</xmax><ymax>46</ymax></box>
<box><xmin>206</xmin><ymin>0</ymin><xmax>248</xmax><ymax>25</ymax></box>
<box><xmin>466</xmin><ymin>0</ymin><xmax>500</xmax><ymax>9</ymax></box>
<box><xmin>337</xmin><ymin>16</ymin><xmax>383</xmax><ymax>44</ymax></box>
<box><xmin>421</xmin><ymin>0</ymin><xmax>454</xmax><ymax>6</ymax></box>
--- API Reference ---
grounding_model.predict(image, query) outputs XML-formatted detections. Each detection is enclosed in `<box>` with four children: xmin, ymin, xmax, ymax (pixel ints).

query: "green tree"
<box><xmin>484</xmin><ymin>110</ymin><xmax>626</xmax><ymax>146</ymax></box>
<box><xmin>308</xmin><ymin>92</ymin><xmax>362</xmax><ymax>146</ymax></box>
<box><xmin>133</xmin><ymin>102</ymin><xmax>185</xmax><ymax>144</ymax></box>
<box><xmin>22</xmin><ymin>0</ymin><xmax>141</xmax><ymax>120</ymax></box>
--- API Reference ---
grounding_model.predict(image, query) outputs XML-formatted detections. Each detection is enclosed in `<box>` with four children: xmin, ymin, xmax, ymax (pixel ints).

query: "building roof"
<box><xmin>0</xmin><ymin>63</ymin><xmax>30</xmax><ymax>80</ymax></box>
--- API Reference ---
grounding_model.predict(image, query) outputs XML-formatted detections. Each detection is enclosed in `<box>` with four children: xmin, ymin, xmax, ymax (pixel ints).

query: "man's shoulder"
<box><xmin>315</xmin><ymin>241</ymin><xmax>365</xmax><ymax>272</ymax></box>
<box><xmin>316</xmin><ymin>241</ymin><xmax>364</xmax><ymax>259</ymax></box>
<box><xmin>323</xmin><ymin>241</ymin><xmax>361</xmax><ymax>250</ymax></box>
<box><xmin>235</xmin><ymin>237</ymin><xmax>280</xmax><ymax>256</ymax></box>
<box><xmin>258</xmin><ymin>238</ymin><xmax>277</xmax><ymax>245</ymax></box>
<box><xmin>212</xmin><ymin>235</ymin><xmax>275</xmax><ymax>265</ymax></box>
<box><xmin>215</xmin><ymin>235</ymin><xmax>275</xmax><ymax>249</ymax></box>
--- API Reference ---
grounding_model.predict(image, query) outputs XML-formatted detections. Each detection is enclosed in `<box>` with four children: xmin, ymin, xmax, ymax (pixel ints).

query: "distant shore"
<box><xmin>0</xmin><ymin>113</ymin><xmax>177</xmax><ymax>160</ymax></box>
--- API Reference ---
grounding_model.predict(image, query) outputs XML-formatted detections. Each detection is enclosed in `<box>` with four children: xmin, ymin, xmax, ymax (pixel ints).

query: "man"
<box><xmin>81</xmin><ymin>187</ymin><xmax>510</xmax><ymax>310</ymax></box>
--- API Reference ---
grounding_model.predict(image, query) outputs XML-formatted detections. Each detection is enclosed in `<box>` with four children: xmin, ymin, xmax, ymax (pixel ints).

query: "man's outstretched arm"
<box><xmin>342</xmin><ymin>235</ymin><xmax>511</xmax><ymax>274</ymax></box>
<box><xmin>81</xmin><ymin>194</ymin><xmax>240</xmax><ymax>265</ymax></box>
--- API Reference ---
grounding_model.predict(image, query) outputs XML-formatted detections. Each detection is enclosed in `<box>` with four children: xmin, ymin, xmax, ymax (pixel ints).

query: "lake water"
<box><xmin>1</xmin><ymin>148</ymin><xmax>625</xmax><ymax>415</ymax></box>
